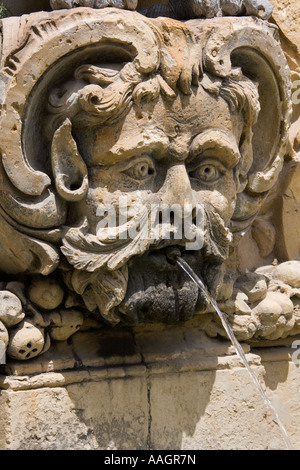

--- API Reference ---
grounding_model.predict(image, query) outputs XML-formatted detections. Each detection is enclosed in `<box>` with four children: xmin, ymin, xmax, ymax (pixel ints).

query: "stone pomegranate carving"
<box><xmin>0</xmin><ymin>5</ymin><xmax>296</xmax><ymax>361</ymax></box>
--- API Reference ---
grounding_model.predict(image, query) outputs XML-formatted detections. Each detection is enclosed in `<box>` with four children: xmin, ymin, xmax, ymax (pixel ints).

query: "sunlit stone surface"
<box><xmin>0</xmin><ymin>0</ymin><xmax>300</xmax><ymax>450</ymax></box>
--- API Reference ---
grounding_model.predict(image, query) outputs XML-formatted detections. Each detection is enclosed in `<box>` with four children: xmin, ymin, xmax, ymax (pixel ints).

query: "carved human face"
<box><xmin>82</xmin><ymin>87</ymin><xmax>243</xmax><ymax>231</ymax></box>
<box><xmin>66</xmin><ymin>85</ymin><xmax>244</xmax><ymax>324</ymax></box>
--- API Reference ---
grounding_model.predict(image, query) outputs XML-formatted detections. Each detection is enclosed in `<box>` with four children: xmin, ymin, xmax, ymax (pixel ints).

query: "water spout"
<box><xmin>166</xmin><ymin>248</ymin><xmax>293</xmax><ymax>450</ymax></box>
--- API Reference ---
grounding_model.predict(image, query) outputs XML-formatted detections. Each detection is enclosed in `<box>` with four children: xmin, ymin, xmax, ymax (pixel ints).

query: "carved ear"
<box><xmin>51</xmin><ymin>119</ymin><xmax>88</xmax><ymax>202</ymax></box>
<box><xmin>195</xmin><ymin>17</ymin><xmax>292</xmax><ymax>234</ymax></box>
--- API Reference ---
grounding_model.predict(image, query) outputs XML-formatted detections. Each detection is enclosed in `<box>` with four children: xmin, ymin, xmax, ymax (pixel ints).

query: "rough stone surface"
<box><xmin>28</xmin><ymin>278</ymin><xmax>64</xmax><ymax>310</ymax></box>
<box><xmin>0</xmin><ymin>291</ymin><xmax>24</xmax><ymax>328</ymax></box>
<box><xmin>50</xmin><ymin>0</ymin><xmax>274</xmax><ymax>20</ymax></box>
<box><xmin>234</xmin><ymin>272</ymin><xmax>267</xmax><ymax>303</ymax></box>
<box><xmin>0</xmin><ymin>0</ymin><xmax>299</xmax><ymax>451</ymax></box>
<box><xmin>0</xmin><ymin>327</ymin><xmax>299</xmax><ymax>450</ymax></box>
<box><xmin>0</xmin><ymin>378</ymin><xmax>148</xmax><ymax>450</ymax></box>
<box><xmin>7</xmin><ymin>321</ymin><xmax>45</xmax><ymax>361</ymax></box>
<box><xmin>272</xmin><ymin>261</ymin><xmax>300</xmax><ymax>288</ymax></box>
<box><xmin>0</xmin><ymin>321</ymin><xmax>9</xmax><ymax>348</ymax></box>
<box><xmin>0</xmin><ymin>4</ymin><xmax>294</xmax><ymax>362</ymax></box>
<box><xmin>49</xmin><ymin>309</ymin><xmax>84</xmax><ymax>341</ymax></box>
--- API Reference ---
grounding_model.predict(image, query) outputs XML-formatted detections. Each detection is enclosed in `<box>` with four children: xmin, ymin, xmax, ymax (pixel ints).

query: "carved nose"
<box><xmin>160</xmin><ymin>164</ymin><xmax>195</xmax><ymax>210</ymax></box>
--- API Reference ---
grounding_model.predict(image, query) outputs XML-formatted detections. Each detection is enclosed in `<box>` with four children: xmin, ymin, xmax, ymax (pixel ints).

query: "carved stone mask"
<box><xmin>0</xmin><ymin>9</ymin><xmax>291</xmax><ymax>327</ymax></box>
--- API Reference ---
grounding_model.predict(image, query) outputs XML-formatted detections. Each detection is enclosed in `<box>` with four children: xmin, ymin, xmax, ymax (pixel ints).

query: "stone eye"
<box><xmin>123</xmin><ymin>159</ymin><xmax>155</xmax><ymax>181</ymax></box>
<box><xmin>189</xmin><ymin>161</ymin><xmax>223</xmax><ymax>183</ymax></box>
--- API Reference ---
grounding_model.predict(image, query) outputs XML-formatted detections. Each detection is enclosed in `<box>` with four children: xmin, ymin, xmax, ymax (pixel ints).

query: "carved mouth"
<box><xmin>129</xmin><ymin>243</ymin><xmax>203</xmax><ymax>274</ymax></box>
<box><xmin>116</xmin><ymin>230</ymin><xmax>230</xmax><ymax>324</ymax></box>
<box><xmin>119</xmin><ymin>246</ymin><xmax>201</xmax><ymax>324</ymax></box>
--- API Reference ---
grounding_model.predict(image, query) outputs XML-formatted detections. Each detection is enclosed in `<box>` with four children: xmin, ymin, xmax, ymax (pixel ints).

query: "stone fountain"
<box><xmin>0</xmin><ymin>0</ymin><xmax>299</xmax><ymax>450</ymax></box>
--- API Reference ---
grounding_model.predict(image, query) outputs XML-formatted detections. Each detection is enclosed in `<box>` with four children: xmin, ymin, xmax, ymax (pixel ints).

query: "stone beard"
<box><xmin>46</xmin><ymin>55</ymin><xmax>260</xmax><ymax>325</ymax></box>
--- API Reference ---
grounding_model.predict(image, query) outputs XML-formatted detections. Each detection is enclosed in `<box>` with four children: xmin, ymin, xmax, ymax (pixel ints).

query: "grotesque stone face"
<box><xmin>59</xmin><ymin>80</ymin><xmax>245</xmax><ymax>324</ymax></box>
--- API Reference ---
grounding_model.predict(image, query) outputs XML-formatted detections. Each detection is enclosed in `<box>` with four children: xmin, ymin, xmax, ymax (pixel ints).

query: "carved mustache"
<box><xmin>61</xmin><ymin>204</ymin><xmax>232</xmax><ymax>272</ymax></box>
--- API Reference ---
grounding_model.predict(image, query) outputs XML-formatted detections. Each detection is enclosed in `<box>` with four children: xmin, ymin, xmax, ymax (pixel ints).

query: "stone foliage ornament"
<box><xmin>0</xmin><ymin>3</ymin><xmax>295</xmax><ymax>361</ymax></box>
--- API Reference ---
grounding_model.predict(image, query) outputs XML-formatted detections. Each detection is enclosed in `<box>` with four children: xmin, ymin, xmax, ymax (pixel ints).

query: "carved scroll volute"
<box><xmin>190</xmin><ymin>16</ymin><xmax>292</xmax><ymax>232</ymax></box>
<box><xmin>0</xmin><ymin>7</ymin><xmax>161</xmax><ymax>199</ymax></box>
<box><xmin>0</xmin><ymin>8</ymin><xmax>163</xmax><ymax>274</ymax></box>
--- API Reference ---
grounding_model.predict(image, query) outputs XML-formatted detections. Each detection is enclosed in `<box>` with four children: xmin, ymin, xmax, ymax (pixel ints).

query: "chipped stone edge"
<box><xmin>1</xmin><ymin>345</ymin><xmax>295</xmax><ymax>391</ymax></box>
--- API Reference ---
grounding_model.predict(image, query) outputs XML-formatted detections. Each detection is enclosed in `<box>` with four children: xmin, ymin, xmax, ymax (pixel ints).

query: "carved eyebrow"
<box><xmin>189</xmin><ymin>130</ymin><xmax>241</xmax><ymax>168</ymax></box>
<box><xmin>95</xmin><ymin>128</ymin><xmax>169</xmax><ymax>165</ymax></box>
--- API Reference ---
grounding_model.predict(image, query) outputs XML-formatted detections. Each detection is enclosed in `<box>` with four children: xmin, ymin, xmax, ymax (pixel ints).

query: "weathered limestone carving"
<box><xmin>0</xmin><ymin>5</ymin><xmax>295</xmax><ymax>361</ymax></box>
<box><xmin>50</xmin><ymin>0</ymin><xmax>274</xmax><ymax>20</ymax></box>
<box><xmin>203</xmin><ymin>261</ymin><xmax>300</xmax><ymax>341</ymax></box>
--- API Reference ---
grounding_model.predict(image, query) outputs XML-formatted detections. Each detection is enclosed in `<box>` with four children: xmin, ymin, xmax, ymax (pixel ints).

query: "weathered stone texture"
<box><xmin>0</xmin><ymin>328</ymin><xmax>299</xmax><ymax>450</ymax></box>
<box><xmin>1</xmin><ymin>379</ymin><xmax>148</xmax><ymax>450</ymax></box>
<box><xmin>0</xmin><ymin>4</ymin><xmax>295</xmax><ymax>361</ymax></box>
<box><xmin>0</xmin><ymin>0</ymin><xmax>300</xmax><ymax>450</ymax></box>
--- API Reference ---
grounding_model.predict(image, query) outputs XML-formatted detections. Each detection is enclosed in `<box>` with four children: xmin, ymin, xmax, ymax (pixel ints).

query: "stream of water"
<box><xmin>175</xmin><ymin>255</ymin><xmax>293</xmax><ymax>450</ymax></box>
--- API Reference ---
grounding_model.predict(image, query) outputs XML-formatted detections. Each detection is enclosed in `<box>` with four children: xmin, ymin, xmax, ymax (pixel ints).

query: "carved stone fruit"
<box><xmin>0</xmin><ymin>320</ymin><xmax>9</xmax><ymax>348</ymax></box>
<box><xmin>7</xmin><ymin>321</ymin><xmax>45</xmax><ymax>360</ymax></box>
<box><xmin>28</xmin><ymin>278</ymin><xmax>64</xmax><ymax>310</ymax></box>
<box><xmin>234</xmin><ymin>272</ymin><xmax>267</xmax><ymax>303</ymax></box>
<box><xmin>0</xmin><ymin>290</ymin><xmax>25</xmax><ymax>327</ymax></box>
<box><xmin>49</xmin><ymin>309</ymin><xmax>84</xmax><ymax>341</ymax></box>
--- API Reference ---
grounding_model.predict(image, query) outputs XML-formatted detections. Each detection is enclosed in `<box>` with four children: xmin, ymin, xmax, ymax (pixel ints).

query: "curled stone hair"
<box><xmin>46</xmin><ymin>44</ymin><xmax>260</xmax><ymax>158</ymax></box>
<box><xmin>46</xmin><ymin>63</ymin><xmax>174</xmax><ymax>134</ymax></box>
